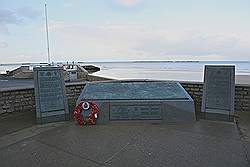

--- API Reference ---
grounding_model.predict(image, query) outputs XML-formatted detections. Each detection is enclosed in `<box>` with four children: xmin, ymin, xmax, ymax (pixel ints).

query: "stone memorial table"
<box><xmin>77</xmin><ymin>80</ymin><xmax>196</xmax><ymax>124</ymax></box>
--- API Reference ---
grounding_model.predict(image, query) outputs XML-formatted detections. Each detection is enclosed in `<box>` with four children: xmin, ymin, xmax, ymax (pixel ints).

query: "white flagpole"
<box><xmin>45</xmin><ymin>3</ymin><xmax>51</xmax><ymax>65</ymax></box>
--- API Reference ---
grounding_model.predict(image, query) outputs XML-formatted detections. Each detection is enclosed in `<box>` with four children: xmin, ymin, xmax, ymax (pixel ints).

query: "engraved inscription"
<box><xmin>110</xmin><ymin>104</ymin><xmax>162</xmax><ymax>120</ymax></box>
<box><xmin>204</xmin><ymin>67</ymin><xmax>233</xmax><ymax>111</ymax></box>
<box><xmin>38</xmin><ymin>70</ymin><xmax>64</xmax><ymax>112</ymax></box>
<box><xmin>82</xmin><ymin>82</ymin><xmax>189</xmax><ymax>100</ymax></box>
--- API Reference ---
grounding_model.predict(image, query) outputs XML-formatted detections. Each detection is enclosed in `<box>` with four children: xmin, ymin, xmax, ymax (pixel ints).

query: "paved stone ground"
<box><xmin>0</xmin><ymin>111</ymin><xmax>35</xmax><ymax>137</ymax></box>
<box><xmin>236</xmin><ymin>112</ymin><xmax>250</xmax><ymax>165</ymax></box>
<box><xmin>0</xmin><ymin>118</ymin><xmax>248</xmax><ymax>167</ymax></box>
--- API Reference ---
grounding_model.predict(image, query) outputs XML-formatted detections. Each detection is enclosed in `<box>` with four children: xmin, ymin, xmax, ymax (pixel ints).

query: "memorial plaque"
<box><xmin>34</xmin><ymin>67</ymin><xmax>69</xmax><ymax>124</ymax></box>
<box><xmin>110</xmin><ymin>103</ymin><xmax>162</xmax><ymax>120</ymax></box>
<box><xmin>77</xmin><ymin>81</ymin><xmax>196</xmax><ymax>124</ymax></box>
<box><xmin>201</xmin><ymin>65</ymin><xmax>235</xmax><ymax>120</ymax></box>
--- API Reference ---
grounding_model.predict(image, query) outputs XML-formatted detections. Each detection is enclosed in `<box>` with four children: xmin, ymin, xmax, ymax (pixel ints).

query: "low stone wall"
<box><xmin>180</xmin><ymin>82</ymin><xmax>250</xmax><ymax>114</ymax></box>
<box><xmin>0</xmin><ymin>88</ymin><xmax>35</xmax><ymax>114</ymax></box>
<box><xmin>0</xmin><ymin>82</ymin><xmax>85</xmax><ymax>115</ymax></box>
<box><xmin>1</xmin><ymin>81</ymin><xmax>250</xmax><ymax>115</ymax></box>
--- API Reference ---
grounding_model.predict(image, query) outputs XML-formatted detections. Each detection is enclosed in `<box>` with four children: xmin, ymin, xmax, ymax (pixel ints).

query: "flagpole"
<box><xmin>45</xmin><ymin>3</ymin><xmax>51</xmax><ymax>65</ymax></box>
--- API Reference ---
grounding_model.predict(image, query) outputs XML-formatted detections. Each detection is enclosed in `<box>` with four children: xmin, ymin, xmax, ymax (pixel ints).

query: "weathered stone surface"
<box><xmin>77</xmin><ymin>81</ymin><xmax>196</xmax><ymax>123</ymax></box>
<box><xmin>201</xmin><ymin>65</ymin><xmax>235</xmax><ymax>120</ymax></box>
<box><xmin>33</xmin><ymin>67</ymin><xmax>69</xmax><ymax>124</ymax></box>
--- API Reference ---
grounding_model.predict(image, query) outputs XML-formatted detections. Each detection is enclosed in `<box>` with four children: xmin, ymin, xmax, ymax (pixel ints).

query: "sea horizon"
<box><xmin>1</xmin><ymin>60</ymin><xmax>250</xmax><ymax>66</ymax></box>
<box><xmin>1</xmin><ymin>60</ymin><xmax>250</xmax><ymax>82</ymax></box>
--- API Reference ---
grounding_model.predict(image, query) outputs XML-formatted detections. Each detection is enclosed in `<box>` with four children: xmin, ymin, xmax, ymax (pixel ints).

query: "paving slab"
<box><xmin>132</xmin><ymin>123</ymin><xmax>246</xmax><ymax>167</ymax></box>
<box><xmin>168</xmin><ymin>120</ymin><xmax>241</xmax><ymax>140</ymax></box>
<box><xmin>0</xmin><ymin>111</ymin><xmax>35</xmax><ymax>137</ymax></box>
<box><xmin>0</xmin><ymin>138</ymin><xmax>100</xmax><ymax>167</ymax></box>
<box><xmin>236</xmin><ymin>112</ymin><xmax>250</xmax><ymax>164</ymax></box>
<box><xmin>106</xmin><ymin>144</ymin><xmax>163</xmax><ymax>167</ymax></box>
<box><xmin>34</xmin><ymin>123</ymin><xmax>147</xmax><ymax>163</ymax></box>
<box><xmin>0</xmin><ymin>120</ymin><xmax>248</xmax><ymax>167</ymax></box>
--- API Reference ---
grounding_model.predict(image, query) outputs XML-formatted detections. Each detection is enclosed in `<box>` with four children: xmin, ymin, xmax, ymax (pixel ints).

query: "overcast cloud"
<box><xmin>47</xmin><ymin>21</ymin><xmax>250</xmax><ymax>61</ymax></box>
<box><xmin>0</xmin><ymin>7</ymin><xmax>40</xmax><ymax>34</ymax></box>
<box><xmin>0</xmin><ymin>0</ymin><xmax>250</xmax><ymax>63</ymax></box>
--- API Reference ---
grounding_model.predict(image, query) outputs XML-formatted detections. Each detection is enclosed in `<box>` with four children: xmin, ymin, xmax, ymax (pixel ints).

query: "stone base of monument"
<box><xmin>36</xmin><ymin>114</ymin><xmax>70</xmax><ymax>124</ymax></box>
<box><xmin>200</xmin><ymin>112</ymin><xmax>234</xmax><ymax>122</ymax></box>
<box><xmin>77</xmin><ymin>80</ymin><xmax>196</xmax><ymax>124</ymax></box>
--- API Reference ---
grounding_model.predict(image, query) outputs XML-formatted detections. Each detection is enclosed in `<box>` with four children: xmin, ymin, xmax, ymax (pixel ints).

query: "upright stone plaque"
<box><xmin>201</xmin><ymin>65</ymin><xmax>235</xmax><ymax>121</ymax></box>
<box><xmin>34</xmin><ymin>67</ymin><xmax>69</xmax><ymax>124</ymax></box>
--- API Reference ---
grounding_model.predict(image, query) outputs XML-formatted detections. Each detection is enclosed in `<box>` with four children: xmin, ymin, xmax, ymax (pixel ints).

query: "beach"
<box><xmin>236</xmin><ymin>75</ymin><xmax>250</xmax><ymax>85</ymax></box>
<box><xmin>92</xmin><ymin>61</ymin><xmax>250</xmax><ymax>84</ymax></box>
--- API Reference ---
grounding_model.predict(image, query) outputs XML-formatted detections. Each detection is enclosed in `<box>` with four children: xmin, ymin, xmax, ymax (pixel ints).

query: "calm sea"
<box><xmin>1</xmin><ymin>61</ymin><xmax>250</xmax><ymax>82</ymax></box>
<box><xmin>90</xmin><ymin>61</ymin><xmax>250</xmax><ymax>81</ymax></box>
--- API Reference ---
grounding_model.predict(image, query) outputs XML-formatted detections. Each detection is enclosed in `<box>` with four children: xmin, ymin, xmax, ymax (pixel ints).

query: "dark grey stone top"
<box><xmin>80</xmin><ymin>81</ymin><xmax>190</xmax><ymax>100</ymax></box>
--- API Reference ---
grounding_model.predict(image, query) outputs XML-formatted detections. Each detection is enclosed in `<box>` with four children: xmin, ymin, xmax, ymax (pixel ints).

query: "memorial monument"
<box><xmin>201</xmin><ymin>65</ymin><xmax>235</xmax><ymax>121</ymax></box>
<box><xmin>34</xmin><ymin>67</ymin><xmax>69</xmax><ymax>124</ymax></box>
<box><xmin>76</xmin><ymin>80</ymin><xmax>196</xmax><ymax>124</ymax></box>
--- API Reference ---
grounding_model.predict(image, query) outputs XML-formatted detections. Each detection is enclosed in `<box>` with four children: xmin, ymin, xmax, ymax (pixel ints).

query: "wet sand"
<box><xmin>96</xmin><ymin>69</ymin><xmax>250</xmax><ymax>84</ymax></box>
<box><xmin>236</xmin><ymin>75</ymin><xmax>250</xmax><ymax>85</ymax></box>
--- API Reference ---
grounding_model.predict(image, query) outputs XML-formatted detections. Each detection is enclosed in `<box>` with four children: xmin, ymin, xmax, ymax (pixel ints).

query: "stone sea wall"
<box><xmin>0</xmin><ymin>82</ymin><xmax>85</xmax><ymax>115</ymax></box>
<box><xmin>0</xmin><ymin>81</ymin><xmax>250</xmax><ymax>115</ymax></box>
<box><xmin>181</xmin><ymin>82</ymin><xmax>250</xmax><ymax>115</ymax></box>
